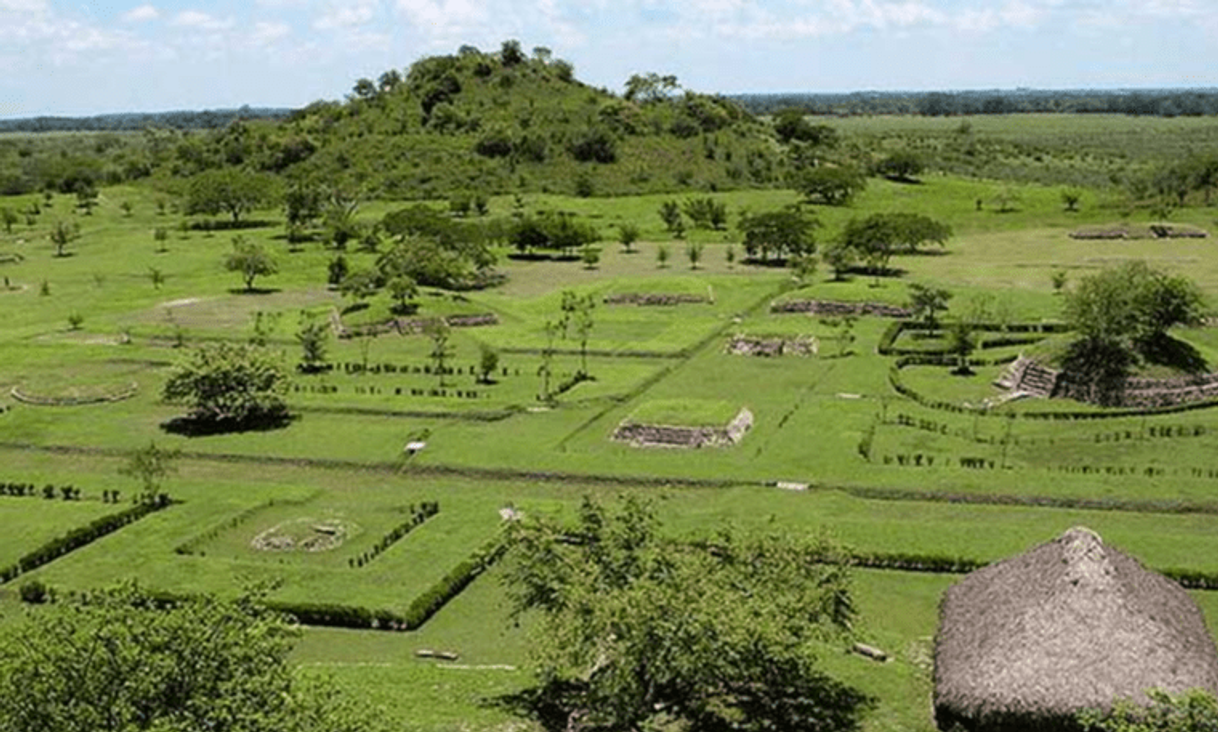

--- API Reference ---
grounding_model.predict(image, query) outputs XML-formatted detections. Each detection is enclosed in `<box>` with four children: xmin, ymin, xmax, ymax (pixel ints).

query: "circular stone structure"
<box><xmin>934</xmin><ymin>527</ymin><xmax>1218</xmax><ymax>732</ymax></box>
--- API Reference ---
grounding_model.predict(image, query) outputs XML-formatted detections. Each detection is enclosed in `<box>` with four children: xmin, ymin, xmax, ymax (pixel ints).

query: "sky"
<box><xmin>0</xmin><ymin>0</ymin><xmax>1216</xmax><ymax>118</ymax></box>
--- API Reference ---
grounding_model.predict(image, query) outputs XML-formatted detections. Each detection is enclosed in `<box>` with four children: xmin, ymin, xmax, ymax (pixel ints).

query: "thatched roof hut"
<box><xmin>934</xmin><ymin>527</ymin><xmax>1218</xmax><ymax>732</ymax></box>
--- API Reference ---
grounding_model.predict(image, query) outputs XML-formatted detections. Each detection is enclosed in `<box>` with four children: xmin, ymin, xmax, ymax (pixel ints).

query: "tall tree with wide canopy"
<box><xmin>502</xmin><ymin>495</ymin><xmax>870</xmax><ymax>732</ymax></box>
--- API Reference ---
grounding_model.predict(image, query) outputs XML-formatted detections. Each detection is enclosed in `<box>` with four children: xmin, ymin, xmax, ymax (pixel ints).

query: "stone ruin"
<box><xmin>603</xmin><ymin>293</ymin><xmax>709</xmax><ymax>306</ymax></box>
<box><xmin>996</xmin><ymin>355</ymin><xmax>1218</xmax><ymax>409</ymax></box>
<box><xmin>338</xmin><ymin>312</ymin><xmax>499</xmax><ymax>339</ymax></box>
<box><xmin>726</xmin><ymin>334</ymin><xmax>818</xmax><ymax>357</ymax></box>
<box><xmin>613</xmin><ymin>407</ymin><xmax>754</xmax><ymax>449</ymax></box>
<box><xmin>771</xmin><ymin>300</ymin><xmax>913</xmax><ymax>318</ymax></box>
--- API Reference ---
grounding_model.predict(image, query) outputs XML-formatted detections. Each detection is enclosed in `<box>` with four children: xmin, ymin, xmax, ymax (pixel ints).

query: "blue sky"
<box><xmin>0</xmin><ymin>0</ymin><xmax>1215</xmax><ymax>118</ymax></box>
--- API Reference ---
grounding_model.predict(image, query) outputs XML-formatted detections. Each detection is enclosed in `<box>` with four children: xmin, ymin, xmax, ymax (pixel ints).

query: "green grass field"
<box><xmin>6</xmin><ymin>129</ymin><xmax>1218</xmax><ymax>731</ymax></box>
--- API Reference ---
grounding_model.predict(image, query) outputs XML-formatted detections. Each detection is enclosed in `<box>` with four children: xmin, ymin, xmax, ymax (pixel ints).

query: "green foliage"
<box><xmin>560</xmin><ymin>290</ymin><xmax>596</xmax><ymax>377</ymax></box>
<box><xmin>616</xmin><ymin>222</ymin><xmax>640</xmax><ymax>252</ymax></box>
<box><xmin>682</xmin><ymin>196</ymin><xmax>728</xmax><ymax>230</ymax></box>
<box><xmin>508</xmin><ymin>212</ymin><xmax>598</xmax><ymax>255</ymax></box>
<box><xmin>773</xmin><ymin>109</ymin><xmax>838</xmax><ymax>146</ymax></box>
<box><xmin>874</xmin><ymin>149</ymin><xmax>924</xmax><ymax>181</ymax></box>
<box><xmin>1062</xmin><ymin>188</ymin><xmax>1083</xmax><ymax>212</ymax></box>
<box><xmin>502</xmin><ymin>495</ymin><xmax>867</xmax><ymax>732</ymax></box>
<box><xmin>738</xmin><ymin>205</ymin><xmax>819</xmax><ymax>261</ymax></box>
<box><xmin>1079</xmin><ymin>689</ymin><xmax>1218</xmax><ymax>732</ymax></box>
<box><xmin>656</xmin><ymin>243</ymin><xmax>670</xmax><ymax>268</ymax></box>
<box><xmin>0</xmin><ymin>583</ymin><xmax>384</xmax><ymax>732</ymax></box>
<box><xmin>162</xmin><ymin>341</ymin><xmax>289</xmax><ymax>426</ymax></box>
<box><xmin>478</xmin><ymin>343</ymin><xmax>499</xmax><ymax>384</ymax></box>
<box><xmin>822</xmin><ymin>238</ymin><xmax>858</xmax><ymax>280</ymax></box>
<box><xmin>224</xmin><ymin>235</ymin><xmax>277</xmax><ymax>291</ymax></box>
<box><xmin>0</xmin><ymin>208</ymin><xmax>16</xmax><ymax>234</ymax></box>
<box><xmin>339</xmin><ymin>269</ymin><xmax>379</xmax><ymax>303</ymax></box>
<box><xmin>118</xmin><ymin>440</ymin><xmax>181</xmax><ymax>499</ymax></box>
<box><xmin>185</xmin><ymin>168</ymin><xmax>279</xmax><ymax>223</ymax></box>
<box><xmin>1064</xmin><ymin>261</ymin><xmax>1206</xmax><ymax>352</ymax></box>
<box><xmin>839</xmin><ymin>212</ymin><xmax>952</xmax><ymax>280</ymax></box>
<box><xmin>387</xmin><ymin>274</ymin><xmax>419</xmax><ymax>313</ymax></box>
<box><xmin>794</xmin><ymin>165</ymin><xmax>867</xmax><ymax>205</ymax></box>
<box><xmin>327</xmin><ymin>254</ymin><xmax>349</xmax><ymax>288</ymax></box>
<box><xmin>658</xmin><ymin>199</ymin><xmax>683</xmax><ymax>233</ymax></box>
<box><xmin>296</xmin><ymin>315</ymin><xmax>330</xmax><ymax>373</ymax></box>
<box><xmin>48</xmin><ymin>220</ymin><xmax>80</xmax><ymax>257</ymax></box>
<box><xmin>908</xmin><ymin>283</ymin><xmax>953</xmax><ymax>328</ymax></box>
<box><xmin>66</xmin><ymin>311</ymin><xmax>83</xmax><ymax>331</ymax></box>
<box><xmin>426</xmin><ymin>319</ymin><xmax>453</xmax><ymax>387</ymax></box>
<box><xmin>686</xmin><ymin>240</ymin><xmax>704</xmax><ymax>269</ymax></box>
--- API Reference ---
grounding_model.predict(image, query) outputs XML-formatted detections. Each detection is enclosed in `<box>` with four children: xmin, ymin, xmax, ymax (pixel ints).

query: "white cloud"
<box><xmin>122</xmin><ymin>4</ymin><xmax>159</xmax><ymax>22</ymax></box>
<box><xmin>314</xmin><ymin>0</ymin><xmax>379</xmax><ymax>29</ymax></box>
<box><xmin>395</xmin><ymin>0</ymin><xmax>486</xmax><ymax>36</ymax></box>
<box><xmin>171</xmin><ymin>10</ymin><xmax>234</xmax><ymax>31</ymax></box>
<box><xmin>250</xmin><ymin>20</ymin><xmax>291</xmax><ymax>46</ymax></box>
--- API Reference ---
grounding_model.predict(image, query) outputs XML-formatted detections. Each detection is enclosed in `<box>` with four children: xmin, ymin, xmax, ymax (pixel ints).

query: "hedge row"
<box><xmin>877</xmin><ymin>320</ymin><xmax>1064</xmax><ymax>357</ymax></box>
<box><xmin>401</xmin><ymin>534</ymin><xmax>509</xmax><ymax>630</ymax></box>
<box><xmin>264</xmin><ymin>600</ymin><xmax>408</xmax><ymax>630</ymax></box>
<box><xmin>292</xmin><ymin>383</ymin><xmax>489</xmax><ymax>400</ymax></box>
<box><xmin>0</xmin><ymin>497</ymin><xmax>173</xmax><ymax>583</ymax></box>
<box><xmin>849</xmin><ymin>552</ymin><xmax>1218</xmax><ymax>591</ymax></box>
<box><xmin>350</xmin><ymin>501</ymin><xmax>440</xmax><ymax>569</ymax></box>
<box><xmin>1</xmin><ymin>481</ymin><xmax>83</xmax><ymax>500</ymax></box>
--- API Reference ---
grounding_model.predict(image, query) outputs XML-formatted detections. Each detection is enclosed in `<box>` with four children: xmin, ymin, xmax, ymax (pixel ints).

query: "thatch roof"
<box><xmin>934</xmin><ymin>527</ymin><xmax>1218</xmax><ymax>732</ymax></box>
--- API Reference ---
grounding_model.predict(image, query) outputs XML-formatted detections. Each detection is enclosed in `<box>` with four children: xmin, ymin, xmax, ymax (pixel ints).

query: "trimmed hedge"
<box><xmin>350</xmin><ymin>501</ymin><xmax>439</xmax><ymax>568</ymax></box>
<box><xmin>0</xmin><ymin>497</ymin><xmax>173</xmax><ymax>583</ymax></box>
<box><xmin>878</xmin><ymin>319</ymin><xmax>1065</xmax><ymax>357</ymax></box>
<box><xmin>401</xmin><ymin>534</ymin><xmax>508</xmax><ymax>630</ymax></box>
<box><xmin>174</xmin><ymin>493</ymin><xmax>317</xmax><ymax>556</ymax></box>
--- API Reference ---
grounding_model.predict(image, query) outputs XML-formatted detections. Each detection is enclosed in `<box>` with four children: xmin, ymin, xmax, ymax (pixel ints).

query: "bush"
<box><xmin>19</xmin><ymin>579</ymin><xmax>49</xmax><ymax>603</ymax></box>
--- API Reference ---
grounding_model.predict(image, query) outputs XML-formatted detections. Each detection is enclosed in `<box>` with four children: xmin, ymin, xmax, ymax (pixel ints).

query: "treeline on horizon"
<box><xmin>733</xmin><ymin>88</ymin><xmax>1218</xmax><ymax>117</ymax></box>
<box><xmin>0</xmin><ymin>106</ymin><xmax>294</xmax><ymax>134</ymax></box>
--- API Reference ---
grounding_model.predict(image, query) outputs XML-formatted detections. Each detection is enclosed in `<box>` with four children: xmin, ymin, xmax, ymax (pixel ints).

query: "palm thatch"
<box><xmin>934</xmin><ymin>527</ymin><xmax>1218</xmax><ymax>732</ymax></box>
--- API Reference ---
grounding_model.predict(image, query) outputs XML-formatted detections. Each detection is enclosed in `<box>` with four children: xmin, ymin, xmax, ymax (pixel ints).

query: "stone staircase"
<box><xmin>995</xmin><ymin>356</ymin><xmax>1060</xmax><ymax>398</ymax></box>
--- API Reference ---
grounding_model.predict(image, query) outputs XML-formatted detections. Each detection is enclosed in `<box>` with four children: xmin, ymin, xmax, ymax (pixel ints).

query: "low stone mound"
<box><xmin>10</xmin><ymin>382</ymin><xmax>139</xmax><ymax>406</ymax></box>
<box><xmin>1070</xmin><ymin>223</ymin><xmax>1209</xmax><ymax>240</ymax></box>
<box><xmin>604</xmin><ymin>293</ymin><xmax>708</xmax><ymax>306</ymax></box>
<box><xmin>771</xmin><ymin>300</ymin><xmax>912</xmax><ymax>318</ymax></box>
<box><xmin>726</xmin><ymin>335</ymin><xmax>818</xmax><ymax>357</ymax></box>
<box><xmin>251</xmin><ymin>518</ymin><xmax>355</xmax><ymax>552</ymax></box>
<box><xmin>340</xmin><ymin>312</ymin><xmax>499</xmax><ymax>339</ymax></box>
<box><xmin>613</xmin><ymin>407</ymin><xmax>753</xmax><ymax>449</ymax></box>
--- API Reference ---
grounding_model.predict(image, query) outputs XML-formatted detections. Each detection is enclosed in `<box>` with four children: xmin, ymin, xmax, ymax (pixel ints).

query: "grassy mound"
<box><xmin>625</xmin><ymin>398</ymin><xmax>738</xmax><ymax>427</ymax></box>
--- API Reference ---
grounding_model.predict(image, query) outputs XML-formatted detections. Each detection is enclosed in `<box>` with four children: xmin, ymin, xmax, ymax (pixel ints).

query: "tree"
<box><xmin>794</xmin><ymin>165</ymin><xmax>866</xmax><ymax>206</ymax></box>
<box><xmin>74</xmin><ymin>181</ymin><xmax>99</xmax><ymax>215</ymax></box>
<box><xmin>656</xmin><ymin>243</ymin><xmax>670</xmax><ymax>268</ymax></box>
<box><xmin>185</xmin><ymin>168</ymin><xmax>278</xmax><ymax>224</ymax></box>
<box><xmin>0</xmin><ymin>207</ymin><xmax>16</xmax><ymax>234</ymax></box>
<box><xmin>561</xmin><ymin>290</ymin><xmax>595</xmax><ymax>377</ymax></box>
<box><xmin>502</xmin><ymin>496</ymin><xmax>868</xmax><ymax>732</ymax></box>
<box><xmin>686</xmin><ymin>240</ymin><xmax>704</xmax><ymax>269</ymax></box>
<box><xmin>737</xmin><ymin>206</ymin><xmax>819</xmax><ymax>262</ymax></box>
<box><xmin>773</xmin><ymin>109</ymin><xmax>837</xmax><ymax>146</ymax></box>
<box><xmin>327</xmin><ymin>254</ymin><xmax>349</xmax><ymax>288</ymax></box>
<box><xmin>478</xmin><ymin>343</ymin><xmax>499</xmax><ymax>384</ymax></box>
<box><xmin>658</xmin><ymin>200</ymin><xmax>683</xmax><ymax>234</ymax></box>
<box><xmin>682</xmin><ymin>197</ymin><xmax>727</xmax><ymax>230</ymax></box>
<box><xmin>907</xmin><ymin>283</ymin><xmax>953</xmax><ymax>328</ymax></box>
<box><xmin>284</xmin><ymin>181</ymin><xmax>323</xmax><ymax>231</ymax></box>
<box><xmin>0</xmin><ymin>582</ymin><xmax>383</xmax><ymax>732</ymax></box>
<box><xmin>153</xmin><ymin>226</ymin><xmax>169</xmax><ymax>252</ymax></box>
<box><xmin>1062</xmin><ymin>188</ymin><xmax>1083</xmax><ymax>212</ymax></box>
<box><xmin>118</xmin><ymin>440</ymin><xmax>180</xmax><ymax>502</ymax></box>
<box><xmin>338</xmin><ymin>269</ymin><xmax>379</xmax><ymax>304</ymax></box>
<box><xmin>225</xmin><ymin>236</ymin><xmax>278</xmax><ymax>291</ymax></box>
<box><xmin>1064</xmin><ymin>260</ymin><xmax>1205</xmax><ymax>353</ymax></box>
<box><xmin>296</xmin><ymin>315</ymin><xmax>329</xmax><ymax>373</ymax></box>
<box><xmin>162</xmin><ymin>341</ymin><xmax>289</xmax><ymax>426</ymax></box>
<box><xmin>387</xmin><ymin>274</ymin><xmax>419</xmax><ymax>313</ymax></box>
<box><xmin>1052</xmin><ymin>269</ymin><xmax>1069</xmax><ymax>294</ymax></box>
<box><xmin>425</xmin><ymin>319</ymin><xmax>453</xmax><ymax>387</ymax></box>
<box><xmin>49</xmin><ymin>219</ymin><xmax>79</xmax><ymax>257</ymax></box>
<box><xmin>538</xmin><ymin>320</ymin><xmax>558</xmax><ymax>401</ymax></box>
<box><xmin>500</xmin><ymin>39</ymin><xmax>526</xmax><ymax>66</ymax></box>
<box><xmin>580</xmin><ymin>244</ymin><xmax>600</xmax><ymax>270</ymax></box>
<box><xmin>623</xmin><ymin>72</ymin><xmax>680</xmax><ymax>103</ymax></box>
<box><xmin>874</xmin><ymin>150</ymin><xmax>924</xmax><ymax>182</ymax></box>
<box><xmin>822</xmin><ymin>239</ymin><xmax>857</xmax><ymax>281</ymax></box>
<box><xmin>945</xmin><ymin>320</ymin><xmax>977</xmax><ymax>375</ymax></box>
<box><xmin>617</xmin><ymin>222</ymin><xmax>640</xmax><ymax>253</ymax></box>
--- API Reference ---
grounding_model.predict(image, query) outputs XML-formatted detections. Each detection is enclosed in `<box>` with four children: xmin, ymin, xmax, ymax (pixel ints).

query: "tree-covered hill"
<box><xmin>261</xmin><ymin>41</ymin><xmax>782</xmax><ymax>199</ymax></box>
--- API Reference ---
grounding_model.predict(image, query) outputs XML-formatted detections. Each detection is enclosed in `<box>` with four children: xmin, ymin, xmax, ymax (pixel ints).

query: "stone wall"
<box><xmin>771</xmin><ymin>300</ymin><xmax>912</xmax><ymax>318</ymax></box>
